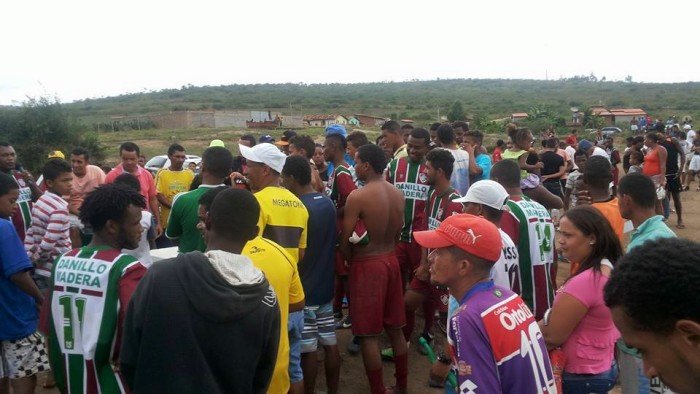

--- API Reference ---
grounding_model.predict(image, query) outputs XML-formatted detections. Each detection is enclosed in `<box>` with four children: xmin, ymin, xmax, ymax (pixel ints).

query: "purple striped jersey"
<box><xmin>386</xmin><ymin>157</ymin><xmax>429</xmax><ymax>242</ymax></box>
<box><xmin>448</xmin><ymin>284</ymin><xmax>556</xmax><ymax>393</ymax></box>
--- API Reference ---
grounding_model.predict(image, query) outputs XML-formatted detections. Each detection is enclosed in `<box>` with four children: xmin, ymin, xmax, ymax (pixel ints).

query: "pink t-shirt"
<box><xmin>105</xmin><ymin>164</ymin><xmax>157</xmax><ymax>210</ymax></box>
<box><xmin>69</xmin><ymin>165</ymin><xmax>106</xmax><ymax>214</ymax></box>
<box><xmin>555</xmin><ymin>265</ymin><xmax>619</xmax><ymax>374</ymax></box>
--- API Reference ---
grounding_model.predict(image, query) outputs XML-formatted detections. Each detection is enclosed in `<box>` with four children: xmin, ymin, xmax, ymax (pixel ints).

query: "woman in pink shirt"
<box><xmin>538</xmin><ymin>206</ymin><xmax>623</xmax><ymax>393</ymax></box>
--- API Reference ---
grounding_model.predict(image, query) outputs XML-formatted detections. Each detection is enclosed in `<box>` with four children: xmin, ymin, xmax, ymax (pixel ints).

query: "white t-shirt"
<box><xmin>687</xmin><ymin>129</ymin><xmax>696</xmax><ymax>145</ymax></box>
<box><xmin>491</xmin><ymin>229</ymin><xmax>520</xmax><ymax>292</ymax></box>
<box><xmin>122</xmin><ymin>210</ymin><xmax>153</xmax><ymax>267</ymax></box>
<box><xmin>446</xmin><ymin>148</ymin><xmax>470</xmax><ymax>197</ymax></box>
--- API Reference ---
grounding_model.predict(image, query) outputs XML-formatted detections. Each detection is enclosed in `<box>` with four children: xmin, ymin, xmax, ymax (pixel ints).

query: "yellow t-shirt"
<box><xmin>254</xmin><ymin>187</ymin><xmax>309</xmax><ymax>262</ymax></box>
<box><xmin>155</xmin><ymin>169</ymin><xmax>194</xmax><ymax>226</ymax></box>
<box><xmin>243</xmin><ymin>237</ymin><xmax>305</xmax><ymax>394</ymax></box>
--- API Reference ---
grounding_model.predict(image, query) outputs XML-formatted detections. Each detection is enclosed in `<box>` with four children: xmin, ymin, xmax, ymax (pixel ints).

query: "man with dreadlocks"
<box><xmin>47</xmin><ymin>183</ymin><xmax>148</xmax><ymax>394</ymax></box>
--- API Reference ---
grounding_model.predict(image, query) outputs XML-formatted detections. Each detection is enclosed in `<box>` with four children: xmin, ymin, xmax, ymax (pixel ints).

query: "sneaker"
<box><xmin>380</xmin><ymin>342</ymin><xmax>409</xmax><ymax>361</ymax></box>
<box><xmin>417</xmin><ymin>333</ymin><xmax>434</xmax><ymax>356</ymax></box>
<box><xmin>347</xmin><ymin>336</ymin><xmax>360</xmax><ymax>355</ymax></box>
<box><xmin>380</xmin><ymin>347</ymin><xmax>395</xmax><ymax>361</ymax></box>
<box><xmin>335</xmin><ymin>315</ymin><xmax>352</xmax><ymax>329</ymax></box>
<box><xmin>333</xmin><ymin>310</ymin><xmax>343</xmax><ymax>320</ymax></box>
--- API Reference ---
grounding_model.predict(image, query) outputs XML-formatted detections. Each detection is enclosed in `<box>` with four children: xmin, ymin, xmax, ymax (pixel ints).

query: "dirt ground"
<box><xmin>35</xmin><ymin>182</ymin><xmax>698</xmax><ymax>394</ymax></box>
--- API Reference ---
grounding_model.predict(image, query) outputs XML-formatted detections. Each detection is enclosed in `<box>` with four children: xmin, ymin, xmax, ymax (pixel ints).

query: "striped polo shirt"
<box><xmin>24</xmin><ymin>191</ymin><xmax>71</xmax><ymax>277</ymax></box>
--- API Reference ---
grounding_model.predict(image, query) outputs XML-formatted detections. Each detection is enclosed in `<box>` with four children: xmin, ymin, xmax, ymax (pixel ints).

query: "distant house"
<box><xmin>353</xmin><ymin>114</ymin><xmax>390</xmax><ymax>127</ymax></box>
<box><xmin>347</xmin><ymin>116</ymin><xmax>361</xmax><ymax>126</ymax></box>
<box><xmin>591</xmin><ymin>106</ymin><xmax>647</xmax><ymax>126</ymax></box>
<box><xmin>303</xmin><ymin>114</ymin><xmax>348</xmax><ymax>127</ymax></box>
<box><xmin>511</xmin><ymin>112</ymin><xmax>528</xmax><ymax>122</ymax></box>
<box><xmin>609</xmin><ymin>108</ymin><xmax>647</xmax><ymax>125</ymax></box>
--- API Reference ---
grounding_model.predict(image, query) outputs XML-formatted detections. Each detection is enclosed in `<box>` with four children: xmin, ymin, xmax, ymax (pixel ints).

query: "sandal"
<box><xmin>677</xmin><ymin>223</ymin><xmax>686</xmax><ymax>229</ymax></box>
<box><xmin>682</xmin><ymin>186</ymin><xmax>690</xmax><ymax>191</ymax></box>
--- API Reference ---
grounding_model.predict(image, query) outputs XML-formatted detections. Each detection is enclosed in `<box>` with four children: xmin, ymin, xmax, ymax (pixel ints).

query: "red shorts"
<box><xmin>408</xmin><ymin>277</ymin><xmax>449</xmax><ymax>313</ymax></box>
<box><xmin>334</xmin><ymin>249</ymin><xmax>349</xmax><ymax>276</ymax></box>
<box><xmin>37</xmin><ymin>289</ymin><xmax>51</xmax><ymax>335</ymax></box>
<box><xmin>349</xmin><ymin>252</ymin><xmax>406</xmax><ymax>336</ymax></box>
<box><xmin>395</xmin><ymin>240</ymin><xmax>422</xmax><ymax>274</ymax></box>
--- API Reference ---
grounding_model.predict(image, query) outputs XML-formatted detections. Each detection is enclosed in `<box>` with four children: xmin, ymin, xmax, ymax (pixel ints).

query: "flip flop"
<box><xmin>677</xmin><ymin>223</ymin><xmax>686</xmax><ymax>229</ymax></box>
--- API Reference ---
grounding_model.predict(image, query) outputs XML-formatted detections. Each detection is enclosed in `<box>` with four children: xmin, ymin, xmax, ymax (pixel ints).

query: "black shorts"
<box><xmin>666</xmin><ymin>174</ymin><xmax>681</xmax><ymax>193</ymax></box>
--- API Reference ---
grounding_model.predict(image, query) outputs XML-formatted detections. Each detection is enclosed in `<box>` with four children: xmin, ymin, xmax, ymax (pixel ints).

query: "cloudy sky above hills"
<box><xmin>2</xmin><ymin>0</ymin><xmax>698</xmax><ymax>105</ymax></box>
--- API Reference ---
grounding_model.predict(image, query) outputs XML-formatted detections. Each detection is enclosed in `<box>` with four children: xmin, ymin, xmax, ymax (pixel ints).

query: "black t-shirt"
<box><xmin>540</xmin><ymin>151</ymin><xmax>564</xmax><ymax>179</ymax></box>
<box><xmin>317</xmin><ymin>165</ymin><xmax>329</xmax><ymax>182</ymax></box>
<box><xmin>661</xmin><ymin>138</ymin><xmax>680</xmax><ymax>174</ymax></box>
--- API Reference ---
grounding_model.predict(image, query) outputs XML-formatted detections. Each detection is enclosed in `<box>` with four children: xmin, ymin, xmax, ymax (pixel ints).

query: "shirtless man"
<box><xmin>340</xmin><ymin>144</ymin><xmax>408</xmax><ymax>394</ymax></box>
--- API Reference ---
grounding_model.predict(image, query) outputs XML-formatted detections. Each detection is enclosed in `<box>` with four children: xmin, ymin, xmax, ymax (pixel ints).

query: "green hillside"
<box><xmin>65</xmin><ymin>78</ymin><xmax>700</xmax><ymax>126</ymax></box>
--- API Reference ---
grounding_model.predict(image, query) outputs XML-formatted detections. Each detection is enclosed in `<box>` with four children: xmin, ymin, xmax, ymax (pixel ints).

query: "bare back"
<box><xmin>343</xmin><ymin>178</ymin><xmax>404</xmax><ymax>258</ymax></box>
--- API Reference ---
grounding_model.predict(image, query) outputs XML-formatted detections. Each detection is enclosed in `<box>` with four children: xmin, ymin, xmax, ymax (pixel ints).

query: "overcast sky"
<box><xmin>2</xmin><ymin>0</ymin><xmax>698</xmax><ymax>105</ymax></box>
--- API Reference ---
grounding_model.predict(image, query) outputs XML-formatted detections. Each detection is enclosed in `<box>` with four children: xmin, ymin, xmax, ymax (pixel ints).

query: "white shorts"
<box><xmin>0</xmin><ymin>332</ymin><xmax>50</xmax><ymax>379</ymax></box>
<box><xmin>689</xmin><ymin>155</ymin><xmax>700</xmax><ymax>172</ymax></box>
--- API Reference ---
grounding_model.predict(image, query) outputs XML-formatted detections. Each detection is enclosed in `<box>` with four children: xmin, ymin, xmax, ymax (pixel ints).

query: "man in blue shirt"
<box><xmin>618</xmin><ymin>173</ymin><xmax>676</xmax><ymax>252</ymax></box>
<box><xmin>0</xmin><ymin>172</ymin><xmax>49</xmax><ymax>393</ymax></box>
<box><xmin>463</xmin><ymin>130</ymin><xmax>492</xmax><ymax>183</ymax></box>
<box><xmin>281</xmin><ymin>155</ymin><xmax>340</xmax><ymax>394</ymax></box>
<box><xmin>325</xmin><ymin>124</ymin><xmax>354</xmax><ymax>178</ymax></box>
<box><xmin>616</xmin><ymin>172</ymin><xmax>677</xmax><ymax>393</ymax></box>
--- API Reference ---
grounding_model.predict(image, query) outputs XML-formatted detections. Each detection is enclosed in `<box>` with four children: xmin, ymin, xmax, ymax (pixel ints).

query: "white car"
<box><xmin>145</xmin><ymin>154</ymin><xmax>201</xmax><ymax>175</ymax></box>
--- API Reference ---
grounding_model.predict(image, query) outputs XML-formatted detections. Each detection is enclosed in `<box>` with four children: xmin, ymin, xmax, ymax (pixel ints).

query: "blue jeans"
<box><xmin>288</xmin><ymin>310</ymin><xmax>305</xmax><ymax>383</ymax></box>
<box><xmin>562</xmin><ymin>362</ymin><xmax>617</xmax><ymax>394</ymax></box>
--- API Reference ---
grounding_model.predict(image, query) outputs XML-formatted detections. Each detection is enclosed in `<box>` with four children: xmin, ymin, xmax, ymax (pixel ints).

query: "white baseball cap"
<box><xmin>239</xmin><ymin>143</ymin><xmax>287</xmax><ymax>173</ymax></box>
<box><xmin>454</xmin><ymin>180</ymin><xmax>509</xmax><ymax>210</ymax></box>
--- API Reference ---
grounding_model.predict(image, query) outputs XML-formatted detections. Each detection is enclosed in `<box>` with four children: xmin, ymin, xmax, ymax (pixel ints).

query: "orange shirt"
<box><xmin>643</xmin><ymin>148</ymin><xmax>661</xmax><ymax>177</ymax></box>
<box><xmin>592</xmin><ymin>198</ymin><xmax>625</xmax><ymax>244</ymax></box>
<box><xmin>69</xmin><ymin>165</ymin><xmax>106</xmax><ymax>214</ymax></box>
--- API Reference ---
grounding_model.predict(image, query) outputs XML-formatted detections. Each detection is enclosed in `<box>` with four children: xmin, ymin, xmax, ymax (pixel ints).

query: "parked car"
<box><xmin>601</xmin><ymin>126</ymin><xmax>623</xmax><ymax>136</ymax></box>
<box><xmin>588</xmin><ymin>127</ymin><xmax>623</xmax><ymax>137</ymax></box>
<box><xmin>145</xmin><ymin>154</ymin><xmax>201</xmax><ymax>175</ymax></box>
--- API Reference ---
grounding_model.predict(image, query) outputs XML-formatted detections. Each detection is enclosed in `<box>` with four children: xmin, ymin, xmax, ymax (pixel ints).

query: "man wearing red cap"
<box><xmin>414</xmin><ymin>214</ymin><xmax>556</xmax><ymax>394</ymax></box>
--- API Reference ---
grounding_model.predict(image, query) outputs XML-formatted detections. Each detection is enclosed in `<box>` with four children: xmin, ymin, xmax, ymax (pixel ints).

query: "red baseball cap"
<box><xmin>413</xmin><ymin>214</ymin><xmax>502</xmax><ymax>262</ymax></box>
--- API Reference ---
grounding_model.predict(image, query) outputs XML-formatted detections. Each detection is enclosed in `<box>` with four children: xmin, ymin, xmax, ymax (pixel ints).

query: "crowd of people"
<box><xmin>1</xmin><ymin>118</ymin><xmax>699</xmax><ymax>394</ymax></box>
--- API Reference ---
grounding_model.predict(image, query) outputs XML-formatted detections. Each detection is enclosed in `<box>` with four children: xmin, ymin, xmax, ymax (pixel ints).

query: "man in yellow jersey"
<box><xmin>155</xmin><ymin>143</ymin><xmax>194</xmax><ymax>247</ymax></box>
<box><xmin>241</xmin><ymin>142</ymin><xmax>309</xmax><ymax>394</ymax></box>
